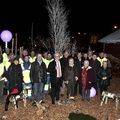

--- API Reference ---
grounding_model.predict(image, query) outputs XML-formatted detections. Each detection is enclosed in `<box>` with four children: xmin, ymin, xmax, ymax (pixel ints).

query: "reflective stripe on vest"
<box><xmin>29</xmin><ymin>56</ymin><xmax>36</xmax><ymax>63</ymax></box>
<box><xmin>0</xmin><ymin>63</ymin><xmax>4</xmax><ymax>77</ymax></box>
<box><xmin>21</xmin><ymin>64</ymin><xmax>31</xmax><ymax>83</ymax></box>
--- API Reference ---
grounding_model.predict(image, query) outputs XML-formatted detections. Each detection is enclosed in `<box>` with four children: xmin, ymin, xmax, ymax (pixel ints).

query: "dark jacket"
<box><xmin>91</xmin><ymin>59</ymin><xmax>101</xmax><ymax>74</ymax></box>
<box><xmin>97</xmin><ymin>67</ymin><xmax>112</xmax><ymax>86</ymax></box>
<box><xmin>30</xmin><ymin>60</ymin><xmax>47</xmax><ymax>83</ymax></box>
<box><xmin>48</xmin><ymin>60</ymin><xmax>63</xmax><ymax>87</ymax></box>
<box><xmin>64</xmin><ymin>65</ymin><xmax>79</xmax><ymax>84</ymax></box>
<box><xmin>3</xmin><ymin>64</ymin><xmax>23</xmax><ymax>93</ymax></box>
<box><xmin>74</xmin><ymin>58</ymin><xmax>83</xmax><ymax>72</ymax></box>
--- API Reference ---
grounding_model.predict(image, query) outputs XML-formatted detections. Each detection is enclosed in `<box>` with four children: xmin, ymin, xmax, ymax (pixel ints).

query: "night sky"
<box><xmin>0</xmin><ymin>0</ymin><xmax>120</xmax><ymax>46</ymax></box>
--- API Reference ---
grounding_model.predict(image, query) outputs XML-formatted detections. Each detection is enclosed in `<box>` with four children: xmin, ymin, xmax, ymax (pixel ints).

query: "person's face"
<box><xmin>104</xmin><ymin>53</ymin><xmax>107</xmax><ymax>58</ymax></box>
<box><xmin>31</xmin><ymin>51</ymin><xmax>35</xmax><ymax>57</ymax></box>
<box><xmin>24</xmin><ymin>56</ymin><xmax>29</xmax><ymax>62</ymax></box>
<box><xmin>100</xmin><ymin>52</ymin><xmax>104</xmax><ymax>58</ymax></box>
<box><xmin>54</xmin><ymin>53</ymin><xmax>60</xmax><ymax>61</ymax></box>
<box><xmin>14</xmin><ymin>60</ymin><xmax>19</xmax><ymax>65</ymax></box>
<box><xmin>48</xmin><ymin>54</ymin><xmax>52</xmax><ymax>60</ymax></box>
<box><xmin>37</xmin><ymin>54</ymin><xmax>42</xmax><ymax>61</ymax></box>
<box><xmin>69</xmin><ymin>59</ymin><xmax>74</xmax><ymax>67</ymax></box>
<box><xmin>83</xmin><ymin>53</ymin><xmax>88</xmax><ymax>59</ymax></box>
<box><xmin>84</xmin><ymin>60</ymin><xmax>89</xmax><ymax>68</ymax></box>
<box><xmin>10</xmin><ymin>54</ymin><xmax>15</xmax><ymax>60</ymax></box>
<box><xmin>64</xmin><ymin>51</ymin><xmax>69</xmax><ymax>58</ymax></box>
<box><xmin>22</xmin><ymin>50</ymin><xmax>28</xmax><ymax>56</ymax></box>
<box><xmin>43</xmin><ymin>52</ymin><xmax>48</xmax><ymax>59</ymax></box>
<box><xmin>77</xmin><ymin>53</ymin><xmax>82</xmax><ymax>58</ymax></box>
<box><xmin>92</xmin><ymin>55</ymin><xmax>97</xmax><ymax>60</ymax></box>
<box><xmin>88</xmin><ymin>51</ymin><xmax>92</xmax><ymax>57</ymax></box>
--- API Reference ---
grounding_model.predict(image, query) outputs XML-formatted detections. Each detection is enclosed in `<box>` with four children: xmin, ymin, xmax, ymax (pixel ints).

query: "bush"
<box><xmin>69</xmin><ymin>112</ymin><xmax>97</xmax><ymax>120</ymax></box>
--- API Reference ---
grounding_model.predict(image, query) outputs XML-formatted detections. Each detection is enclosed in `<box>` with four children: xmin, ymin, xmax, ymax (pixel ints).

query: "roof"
<box><xmin>98</xmin><ymin>29</ymin><xmax>120</xmax><ymax>43</ymax></box>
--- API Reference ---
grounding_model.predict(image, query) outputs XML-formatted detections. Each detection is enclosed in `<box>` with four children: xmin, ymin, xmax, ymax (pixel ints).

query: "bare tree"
<box><xmin>34</xmin><ymin>36</ymin><xmax>53</xmax><ymax>51</ymax></box>
<box><xmin>46</xmin><ymin>0</ymin><xmax>70</xmax><ymax>53</ymax></box>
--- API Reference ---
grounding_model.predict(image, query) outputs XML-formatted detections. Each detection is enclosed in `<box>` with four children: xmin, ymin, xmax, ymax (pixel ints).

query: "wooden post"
<box><xmin>11</xmin><ymin>38</ymin><xmax>14</xmax><ymax>54</ymax></box>
<box><xmin>15</xmin><ymin>33</ymin><xmax>18</xmax><ymax>56</ymax></box>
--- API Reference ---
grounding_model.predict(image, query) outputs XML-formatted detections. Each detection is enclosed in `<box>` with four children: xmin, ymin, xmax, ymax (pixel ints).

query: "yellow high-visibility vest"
<box><xmin>3</xmin><ymin>53</ymin><xmax>9</xmax><ymax>66</ymax></box>
<box><xmin>97</xmin><ymin>57</ymin><xmax>108</xmax><ymax>66</ymax></box>
<box><xmin>29</xmin><ymin>56</ymin><xmax>36</xmax><ymax>63</ymax></box>
<box><xmin>42</xmin><ymin>57</ymin><xmax>53</xmax><ymax>68</ymax></box>
<box><xmin>19</xmin><ymin>58</ymin><xmax>24</xmax><ymax>64</ymax></box>
<box><xmin>21</xmin><ymin>64</ymin><xmax>31</xmax><ymax>83</ymax></box>
<box><xmin>0</xmin><ymin>63</ymin><xmax>5</xmax><ymax>81</ymax></box>
<box><xmin>4</xmin><ymin>61</ymin><xmax>11</xmax><ymax>71</ymax></box>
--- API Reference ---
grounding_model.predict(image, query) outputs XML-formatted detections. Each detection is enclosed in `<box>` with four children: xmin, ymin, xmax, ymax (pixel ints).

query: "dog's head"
<box><xmin>101</xmin><ymin>91</ymin><xmax>106</xmax><ymax>96</ymax></box>
<box><xmin>9</xmin><ymin>95</ymin><xmax>16</xmax><ymax>102</ymax></box>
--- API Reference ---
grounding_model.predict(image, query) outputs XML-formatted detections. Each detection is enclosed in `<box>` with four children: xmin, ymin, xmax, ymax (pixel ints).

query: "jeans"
<box><xmin>82</xmin><ymin>88</ymin><xmax>90</xmax><ymax>101</ymax></box>
<box><xmin>0</xmin><ymin>81</ymin><xmax>4</xmax><ymax>96</ymax></box>
<box><xmin>0</xmin><ymin>81</ymin><xmax>4</xmax><ymax>103</ymax></box>
<box><xmin>33</xmin><ymin>82</ymin><xmax>44</xmax><ymax>102</ymax></box>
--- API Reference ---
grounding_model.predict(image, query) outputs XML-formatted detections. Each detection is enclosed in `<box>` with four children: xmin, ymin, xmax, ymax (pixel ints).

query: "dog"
<box><xmin>5</xmin><ymin>89</ymin><xmax>27</xmax><ymax>111</ymax></box>
<box><xmin>100</xmin><ymin>91</ymin><xmax>116</xmax><ymax>106</ymax></box>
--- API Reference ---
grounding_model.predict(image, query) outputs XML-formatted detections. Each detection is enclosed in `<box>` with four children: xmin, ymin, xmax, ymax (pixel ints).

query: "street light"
<box><xmin>114</xmin><ymin>25</ymin><xmax>117</xmax><ymax>29</ymax></box>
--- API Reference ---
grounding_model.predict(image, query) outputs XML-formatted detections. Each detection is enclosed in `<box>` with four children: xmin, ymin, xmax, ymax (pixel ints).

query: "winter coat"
<box><xmin>30</xmin><ymin>60</ymin><xmax>47</xmax><ymax>83</ymax></box>
<box><xmin>97</xmin><ymin>67</ymin><xmax>112</xmax><ymax>86</ymax></box>
<box><xmin>80</xmin><ymin>66</ymin><xmax>95</xmax><ymax>89</ymax></box>
<box><xmin>3</xmin><ymin>64</ymin><xmax>23</xmax><ymax>93</ymax></box>
<box><xmin>48</xmin><ymin>60</ymin><xmax>63</xmax><ymax>87</ymax></box>
<box><xmin>64</xmin><ymin>65</ymin><xmax>79</xmax><ymax>84</ymax></box>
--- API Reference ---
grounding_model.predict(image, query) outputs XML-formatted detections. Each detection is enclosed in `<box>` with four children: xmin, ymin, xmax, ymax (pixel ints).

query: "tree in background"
<box><xmin>46</xmin><ymin>0</ymin><xmax>70</xmax><ymax>53</ymax></box>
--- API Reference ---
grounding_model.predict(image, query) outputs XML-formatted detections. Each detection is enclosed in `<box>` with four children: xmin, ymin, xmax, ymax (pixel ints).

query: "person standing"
<box><xmin>97</xmin><ymin>61</ymin><xmax>112</xmax><ymax>94</ymax></box>
<box><xmin>64</xmin><ymin>58</ymin><xmax>78</xmax><ymax>100</ymax></box>
<box><xmin>48</xmin><ymin>53</ymin><xmax>63</xmax><ymax>105</ymax></box>
<box><xmin>30</xmin><ymin>53</ymin><xmax>47</xmax><ymax>105</ymax></box>
<box><xmin>21</xmin><ymin>55</ymin><xmax>32</xmax><ymax>98</ymax></box>
<box><xmin>80</xmin><ymin>60</ymin><xmax>95</xmax><ymax>101</ymax></box>
<box><xmin>3</xmin><ymin>57</ymin><xmax>23</xmax><ymax>111</ymax></box>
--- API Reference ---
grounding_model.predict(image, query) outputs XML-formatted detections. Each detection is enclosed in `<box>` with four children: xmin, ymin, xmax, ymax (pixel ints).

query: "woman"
<box><xmin>80</xmin><ymin>60</ymin><xmax>95</xmax><ymax>101</ymax></box>
<box><xmin>97</xmin><ymin>61</ymin><xmax>112</xmax><ymax>94</ymax></box>
<box><xmin>64</xmin><ymin>58</ymin><xmax>78</xmax><ymax>100</ymax></box>
<box><xmin>3</xmin><ymin>57</ymin><xmax>23</xmax><ymax>111</ymax></box>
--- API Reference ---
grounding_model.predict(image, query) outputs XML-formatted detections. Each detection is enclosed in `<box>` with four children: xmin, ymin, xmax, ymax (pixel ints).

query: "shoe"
<box><xmin>69</xmin><ymin>96</ymin><xmax>75</xmax><ymax>100</ymax></box>
<box><xmin>57</xmin><ymin>100</ymin><xmax>62</xmax><ymax>105</ymax></box>
<box><xmin>32</xmin><ymin>101</ymin><xmax>36</xmax><ymax>106</ymax></box>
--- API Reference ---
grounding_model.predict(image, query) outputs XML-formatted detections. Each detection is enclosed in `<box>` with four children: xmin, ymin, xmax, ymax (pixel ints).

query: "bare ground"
<box><xmin>0</xmin><ymin>76</ymin><xmax>120</xmax><ymax>120</ymax></box>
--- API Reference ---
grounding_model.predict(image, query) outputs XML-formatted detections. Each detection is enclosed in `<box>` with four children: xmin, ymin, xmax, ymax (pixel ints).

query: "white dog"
<box><xmin>115</xmin><ymin>93</ymin><xmax>120</xmax><ymax>110</ymax></box>
<box><xmin>100</xmin><ymin>91</ymin><xmax>116</xmax><ymax>106</ymax></box>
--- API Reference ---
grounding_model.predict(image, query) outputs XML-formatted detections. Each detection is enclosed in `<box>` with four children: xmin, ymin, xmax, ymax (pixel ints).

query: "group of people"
<box><xmin>0</xmin><ymin>48</ymin><xmax>112</xmax><ymax>111</ymax></box>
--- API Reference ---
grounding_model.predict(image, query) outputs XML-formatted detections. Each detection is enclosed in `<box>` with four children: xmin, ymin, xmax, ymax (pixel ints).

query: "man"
<box><xmin>30</xmin><ymin>53</ymin><xmax>47</xmax><ymax>105</ymax></box>
<box><xmin>48</xmin><ymin>53</ymin><xmax>63</xmax><ymax>105</ymax></box>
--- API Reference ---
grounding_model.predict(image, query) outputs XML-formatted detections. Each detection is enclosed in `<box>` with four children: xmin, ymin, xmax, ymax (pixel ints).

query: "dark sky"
<box><xmin>0</xmin><ymin>0</ymin><xmax>120</xmax><ymax>43</ymax></box>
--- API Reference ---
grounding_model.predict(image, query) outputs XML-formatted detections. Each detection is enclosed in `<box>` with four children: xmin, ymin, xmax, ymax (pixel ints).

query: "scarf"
<box><xmin>81</xmin><ymin>67</ymin><xmax>87</xmax><ymax>89</ymax></box>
